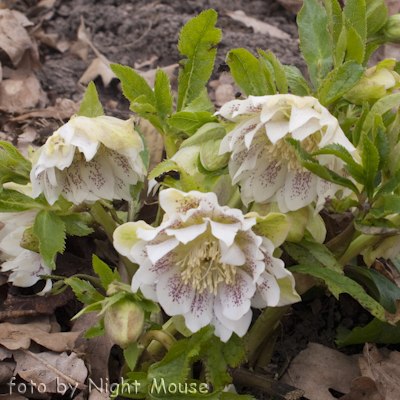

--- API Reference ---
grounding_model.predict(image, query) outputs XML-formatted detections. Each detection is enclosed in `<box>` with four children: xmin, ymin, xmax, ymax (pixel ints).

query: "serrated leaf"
<box><xmin>259</xmin><ymin>50</ymin><xmax>288</xmax><ymax>94</ymax></box>
<box><xmin>183</xmin><ymin>88</ymin><xmax>215</xmax><ymax>114</ymax></box>
<box><xmin>60</xmin><ymin>213</ymin><xmax>94</xmax><ymax>237</ymax></box>
<box><xmin>92</xmin><ymin>255</ymin><xmax>114</xmax><ymax>289</ymax></box>
<box><xmin>298</xmin><ymin>0</ymin><xmax>333</xmax><ymax>88</ymax></box>
<box><xmin>78</xmin><ymin>81</ymin><xmax>104</xmax><ymax>118</ymax></box>
<box><xmin>98</xmin><ymin>291</ymin><xmax>126</xmax><ymax>315</ymax></box>
<box><xmin>286</xmin><ymin>138</ymin><xmax>360</xmax><ymax>194</ymax></box>
<box><xmin>84</xmin><ymin>317</ymin><xmax>106</xmax><ymax>339</ymax></box>
<box><xmin>345</xmin><ymin>26</ymin><xmax>364</xmax><ymax>64</ymax></box>
<box><xmin>289</xmin><ymin>264</ymin><xmax>386</xmax><ymax>320</ymax></box>
<box><xmin>130</xmin><ymin>102</ymin><xmax>164</xmax><ymax>134</ymax></box>
<box><xmin>258</xmin><ymin>53</ymin><xmax>277</xmax><ymax>95</ymax></box>
<box><xmin>365</xmin><ymin>0</ymin><xmax>388</xmax><ymax>37</ymax></box>
<box><xmin>312</xmin><ymin>143</ymin><xmax>362</xmax><ymax>171</ymax></box>
<box><xmin>226</xmin><ymin>49</ymin><xmax>269</xmax><ymax>96</ymax></box>
<box><xmin>336</xmin><ymin>317</ymin><xmax>400</xmax><ymax>347</ymax></box>
<box><xmin>154</xmin><ymin>68</ymin><xmax>174</xmax><ymax>131</ymax></box>
<box><xmin>374</xmin><ymin>124</ymin><xmax>389</xmax><ymax>171</ymax></box>
<box><xmin>176</xmin><ymin>9</ymin><xmax>221</xmax><ymax>112</ymax></box>
<box><xmin>0</xmin><ymin>189</ymin><xmax>48</xmax><ymax>212</ymax></box>
<box><xmin>138</xmin><ymin>298</ymin><xmax>160</xmax><ymax>313</ymax></box>
<box><xmin>352</xmin><ymin>102</ymin><xmax>369</xmax><ymax>146</ymax></box>
<box><xmin>362</xmin><ymin>93</ymin><xmax>400</xmax><ymax>137</ymax></box>
<box><xmin>180</xmin><ymin>122</ymin><xmax>226</xmax><ymax>148</ymax></box>
<box><xmin>363</xmin><ymin>42</ymin><xmax>380</xmax><ymax>66</ymax></box>
<box><xmin>323</xmin><ymin>0</ymin><xmax>343</xmax><ymax>48</ymax></box>
<box><xmin>148</xmin><ymin>326</ymin><xmax>214</xmax><ymax>387</ymax></box>
<box><xmin>383</xmin><ymin>194</ymin><xmax>400</xmax><ymax>215</ymax></box>
<box><xmin>111</xmin><ymin>64</ymin><xmax>156</xmax><ymax>105</ymax></box>
<box><xmin>124</xmin><ymin>342</ymin><xmax>139</xmax><ymax>371</ymax></box>
<box><xmin>65</xmin><ymin>277</ymin><xmax>104</xmax><ymax>305</ymax></box>
<box><xmin>346</xmin><ymin>265</ymin><xmax>400</xmax><ymax>313</ymax></box>
<box><xmin>149</xmin><ymin>160</ymin><xmax>180</xmax><ymax>180</ymax></box>
<box><xmin>283</xmin><ymin>65</ymin><xmax>312</xmax><ymax>96</ymax></box>
<box><xmin>33</xmin><ymin>210</ymin><xmax>66</xmax><ymax>269</ymax></box>
<box><xmin>316</xmin><ymin>61</ymin><xmax>365</xmax><ymax>106</ymax></box>
<box><xmin>375</xmin><ymin>169</ymin><xmax>400</xmax><ymax>198</ymax></box>
<box><xmin>361</xmin><ymin>134</ymin><xmax>380</xmax><ymax>197</ymax></box>
<box><xmin>344</xmin><ymin>0</ymin><xmax>366</xmax><ymax>44</ymax></box>
<box><xmin>335</xmin><ymin>25</ymin><xmax>347</xmax><ymax>66</ymax></box>
<box><xmin>354</xmin><ymin>217</ymin><xmax>399</xmax><ymax>235</ymax></box>
<box><xmin>168</xmin><ymin>112</ymin><xmax>218</xmax><ymax>136</ymax></box>
<box><xmin>72</xmin><ymin>301</ymin><xmax>103</xmax><ymax>320</ymax></box>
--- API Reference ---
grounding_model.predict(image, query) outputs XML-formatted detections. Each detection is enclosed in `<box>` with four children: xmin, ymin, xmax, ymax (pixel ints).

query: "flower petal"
<box><xmin>254</xmin><ymin>271</ymin><xmax>280</xmax><ymax>307</ymax></box>
<box><xmin>206</xmin><ymin>219</ymin><xmax>241</xmax><ymax>248</ymax></box>
<box><xmin>166</xmin><ymin>222</ymin><xmax>208</xmax><ymax>245</ymax></box>
<box><xmin>156</xmin><ymin>268</ymin><xmax>196</xmax><ymax>316</ymax></box>
<box><xmin>183</xmin><ymin>289</ymin><xmax>214</xmax><ymax>333</ymax></box>
<box><xmin>219</xmin><ymin>241</ymin><xmax>246</xmax><ymax>266</ymax></box>
<box><xmin>146</xmin><ymin>237</ymin><xmax>180</xmax><ymax>264</ymax></box>
<box><xmin>284</xmin><ymin>171</ymin><xmax>318</xmax><ymax>211</ymax></box>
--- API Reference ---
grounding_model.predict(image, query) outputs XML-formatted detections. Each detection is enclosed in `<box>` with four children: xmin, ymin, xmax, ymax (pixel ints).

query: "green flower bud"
<box><xmin>104</xmin><ymin>299</ymin><xmax>144</xmax><ymax>348</ymax></box>
<box><xmin>344</xmin><ymin>59</ymin><xmax>400</xmax><ymax>104</ymax></box>
<box><xmin>180</xmin><ymin>122</ymin><xmax>226</xmax><ymax>149</ymax></box>
<box><xmin>384</xmin><ymin>14</ymin><xmax>400</xmax><ymax>43</ymax></box>
<box><xmin>20</xmin><ymin>227</ymin><xmax>40</xmax><ymax>253</ymax></box>
<box><xmin>200</xmin><ymin>139</ymin><xmax>230</xmax><ymax>171</ymax></box>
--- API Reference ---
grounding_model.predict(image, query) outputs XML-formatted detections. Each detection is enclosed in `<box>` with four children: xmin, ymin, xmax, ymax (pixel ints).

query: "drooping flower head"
<box><xmin>114</xmin><ymin>188</ymin><xmax>300</xmax><ymax>342</ymax></box>
<box><xmin>30</xmin><ymin>116</ymin><xmax>146</xmax><ymax>205</ymax></box>
<box><xmin>218</xmin><ymin>95</ymin><xmax>359</xmax><ymax>212</ymax></box>
<box><xmin>0</xmin><ymin>211</ymin><xmax>51</xmax><ymax>295</ymax></box>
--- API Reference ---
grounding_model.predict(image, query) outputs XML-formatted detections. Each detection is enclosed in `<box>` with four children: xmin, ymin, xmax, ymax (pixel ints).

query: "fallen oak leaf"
<box><xmin>339</xmin><ymin>377</ymin><xmax>383</xmax><ymax>400</ymax></box>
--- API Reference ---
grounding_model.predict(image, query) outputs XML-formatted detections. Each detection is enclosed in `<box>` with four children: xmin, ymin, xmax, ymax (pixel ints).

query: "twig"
<box><xmin>232</xmin><ymin>369</ymin><xmax>305</xmax><ymax>400</ymax></box>
<box><xmin>21</xmin><ymin>349</ymin><xmax>87</xmax><ymax>390</ymax></box>
<box><xmin>0</xmin><ymin>309</ymin><xmax>38</xmax><ymax>322</ymax></box>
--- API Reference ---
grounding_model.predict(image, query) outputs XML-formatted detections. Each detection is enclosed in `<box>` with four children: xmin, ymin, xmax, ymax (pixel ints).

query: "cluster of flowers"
<box><xmin>0</xmin><ymin>95</ymin><xmax>359</xmax><ymax>340</ymax></box>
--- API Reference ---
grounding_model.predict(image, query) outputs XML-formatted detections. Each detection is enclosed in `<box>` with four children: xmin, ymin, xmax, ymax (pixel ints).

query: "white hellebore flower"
<box><xmin>31</xmin><ymin>116</ymin><xmax>146</xmax><ymax>205</ymax></box>
<box><xmin>0</xmin><ymin>211</ymin><xmax>52</xmax><ymax>295</ymax></box>
<box><xmin>218</xmin><ymin>95</ymin><xmax>359</xmax><ymax>212</ymax></box>
<box><xmin>114</xmin><ymin>189</ymin><xmax>300</xmax><ymax>342</ymax></box>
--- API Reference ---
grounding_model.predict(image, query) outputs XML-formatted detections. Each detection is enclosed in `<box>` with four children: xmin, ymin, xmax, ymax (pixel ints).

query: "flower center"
<box><xmin>264</xmin><ymin>132</ymin><xmax>320</xmax><ymax>172</ymax></box>
<box><xmin>178</xmin><ymin>238</ymin><xmax>236</xmax><ymax>295</ymax></box>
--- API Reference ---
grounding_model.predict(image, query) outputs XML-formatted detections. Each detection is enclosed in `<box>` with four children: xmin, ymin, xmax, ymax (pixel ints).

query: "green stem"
<box><xmin>325</xmin><ymin>221</ymin><xmax>356</xmax><ymax>260</ymax></box>
<box><xmin>140</xmin><ymin>330</ymin><xmax>176</xmax><ymax>350</ymax></box>
<box><xmin>146</xmin><ymin>318</ymin><xmax>178</xmax><ymax>356</ymax></box>
<box><xmin>128</xmin><ymin>200</ymin><xmax>136</xmax><ymax>222</ymax></box>
<box><xmin>226</xmin><ymin>186</ymin><xmax>242</xmax><ymax>208</ymax></box>
<box><xmin>247</xmin><ymin>306</ymin><xmax>290</xmax><ymax>361</ymax></box>
<box><xmin>163</xmin><ymin>135</ymin><xmax>178</xmax><ymax>159</ymax></box>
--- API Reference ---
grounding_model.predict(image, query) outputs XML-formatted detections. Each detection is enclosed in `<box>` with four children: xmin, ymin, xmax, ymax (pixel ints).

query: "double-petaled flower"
<box><xmin>218</xmin><ymin>94</ymin><xmax>359</xmax><ymax>212</ymax></box>
<box><xmin>0</xmin><ymin>211</ymin><xmax>51</xmax><ymax>295</ymax></box>
<box><xmin>30</xmin><ymin>116</ymin><xmax>146</xmax><ymax>205</ymax></box>
<box><xmin>114</xmin><ymin>189</ymin><xmax>300</xmax><ymax>342</ymax></box>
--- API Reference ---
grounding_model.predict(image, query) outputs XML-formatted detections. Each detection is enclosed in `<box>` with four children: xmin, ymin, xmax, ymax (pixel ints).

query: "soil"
<box><xmin>0</xmin><ymin>1</ymin><xmax>375</xmax><ymax>399</ymax></box>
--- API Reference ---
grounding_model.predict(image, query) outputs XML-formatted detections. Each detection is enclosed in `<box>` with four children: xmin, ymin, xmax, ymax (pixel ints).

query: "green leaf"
<box><xmin>92</xmin><ymin>255</ymin><xmax>115</xmax><ymax>290</ymax></box>
<box><xmin>283</xmin><ymin>239</ymin><xmax>343</xmax><ymax>274</ymax></box>
<box><xmin>297</xmin><ymin>0</ymin><xmax>333</xmax><ymax>88</ymax></box>
<box><xmin>148</xmin><ymin>326</ymin><xmax>214</xmax><ymax>386</ymax></box>
<box><xmin>0</xmin><ymin>189</ymin><xmax>48</xmax><ymax>212</ymax></box>
<box><xmin>323</xmin><ymin>0</ymin><xmax>343</xmax><ymax>47</ymax></box>
<box><xmin>361</xmin><ymin>134</ymin><xmax>380</xmax><ymax>197</ymax></box>
<box><xmin>84</xmin><ymin>317</ymin><xmax>106</xmax><ymax>339</ymax></box>
<box><xmin>345</xmin><ymin>265</ymin><xmax>400</xmax><ymax>313</ymax></box>
<box><xmin>33</xmin><ymin>210</ymin><xmax>66</xmax><ymax>269</ymax></box>
<box><xmin>65</xmin><ymin>277</ymin><xmax>105</xmax><ymax>305</ymax></box>
<box><xmin>111</xmin><ymin>64</ymin><xmax>156</xmax><ymax>105</ymax></box>
<box><xmin>289</xmin><ymin>264</ymin><xmax>386</xmax><ymax>320</ymax></box>
<box><xmin>137</xmin><ymin>298</ymin><xmax>160</xmax><ymax>313</ymax></box>
<box><xmin>345</xmin><ymin>27</ymin><xmax>364</xmax><ymax>64</ymax></box>
<box><xmin>283</xmin><ymin>65</ymin><xmax>312</xmax><ymax>96</ymax></box>
<box><xmin>260</xmin><ymin>50</ymin><xmax>288</xmax><ymax>94</ymax></box>
<box><xmin>363</xmin><ymin>42</ymin><xmax>380</xmax><ymax>66</ymax></box>
<box><xmin>183</xmin><ymin>88</ymin><xmax>215</xmax><ymax>114</ymax></box>
<box><xmin>168</xmin><ymin>112</ymin><xmax>218</xmax><ymax>136</ymax></box>
<box><xmin>226</xmin><ymin>49</ymin><xmax>269</xmax><ymax>96</ymax></box>
<box><xmin>286</xmin><ymin>138</ymin><xmax>360</xmax><ymax>194</ymax></box>
<box><xmin>383</xmin><ymin>194</ymin><xmax>400</xmax><ymax>215</ymax></box>
<box><xmin>154</xmin><ymin>68</ymin><xmax>174</xmax><ymax>130</ymax></box>
<box><xmin>375</xmin><ymin>169</ymin><xmax>400</xmax><ymax>197</ymax></box>
<box><xmin>71</xmin><ymin>301</ymin><xmax>103</xmax><ymax>320</ymax></box>
<box><xmin>258</xmin><ymin>53</ymin><xmax>277</xmax><ymax>94</ymax></box>
<box><xmin>149</xmin><ymin>160</ymin><xmax>180</xmax><ymax>180</ymax></box>
<box><xmin>374</xmin><ymin>121</ymin><xmax>389</xmax><ymax>171</ymax></box>
<box><xmin>78</xmin><ymin>81</ymin><xmax>104</xmax><ymax>118</ymax></box>
<box><xmin>352</xmin><ymin>102</ymin><xmax>369</xmax><ymax>147</ymax></box>
<box><xmin>176</xmin><ymin>9</ymin><xmax>221</xmax><ymax>111</ymax></box>
<box><xmin>60</xmin><ymin>213</ymin><xmax>94</xmax><ymax>237</ymax></box>
<box><xmin>354</xmin><ymin>217</ymin><xmax>400</xmax><ymax>235</ymax></box>
<box><xmin>220</xmin><ymin>394</ymin><xmax>255</xmax><ymax>400</ymax></box>
<box><xmin>336</xmin><ymin>317</ymin><xmax>400</xmax><ymax>347</ymax></box>
<box><xmin>365</xmin><ymin>0</ymin><xmax>388</xmax><ymax>37</ymax></box>
<box><xmin>344</xmin><ymin>0</ymin><xmax>366</xmax><ymax>44</ymax></box>
<box><xmin>124</xmin><ymin>342</ymin><xmax>139</xmax><ymax>371</ymax></box>
<box><xmin>312</xmin><ymin>143</ymin><xmax>362</xmax><ymax>171</ymax></box>
<box><xmin>362</xmin><ymin>93</ymin><xmax>400</xmax><ymax>137</ymax></box>
<box><xmin>335</xmin><ymin>25</ymin><xmax>347</xmax><ymax>66</ymax></box>
<box><xmin>98</xmin><ymin>291</ymin><xmax>126</xmax><ymax>316</ymax></box>
<box><xmin>316</xmin><ymin>61</ymin><xmax>365</xmax><ymax>106</ymax></box>
<box><xmin>180</xmin><ymin>122</ymin><xmax>226</xmax><ymax>148</ymax></box>
<box><xmin>130</xmin><ymin>101</ymin><xmax>164</xmax><ymax>134</ymax></box>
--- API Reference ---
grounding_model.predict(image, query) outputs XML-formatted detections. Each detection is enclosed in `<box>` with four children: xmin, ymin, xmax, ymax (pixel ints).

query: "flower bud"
<box><xmin>180</xmin><ymin>122</ymin><xmax>226</xmax><ymax>149</ymax></box>
<box><xmin>104</xmin><ymin>299</ymin><xmax>144</xmax><ymax>348</ymax></box>
<box><xmin>344</xmin><ymin>59</ymin><xmax>400</xmax><ymax>104</ymax></box>
<box><xmin>383</xmin><ymin>14</ymin><xmax>400</xmax><ymax>43</ymax></box>
<box><xmin>20</xmin><ymin>227</ymin><xmax>40</xmax><ymax>253</ymax></box>
<box><xmin>200</xmin><ymin>139</ymin><xmax>230</xmax><ymax>171</ymax></box>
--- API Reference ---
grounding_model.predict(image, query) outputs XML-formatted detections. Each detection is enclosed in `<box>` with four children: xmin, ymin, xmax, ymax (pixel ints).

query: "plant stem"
<box><xmin>146</xmin><ymin>318</ymin><xmax>178</xmax><ymax>356</ymax></box>
<box><xmin>140</xmin><ymin>330</ymin><xmax>176</xmax><ymax>350</ymax></box>
<box><xmin>163</xmin><ymin>135</ymin><xmax>178</xmax><ymax>159</ymax></box>
<box><xmin>325</xmin><ymin>220</ymin><xmax>356</xmax><ymax>260</ymax></box>
<box><xmin>338</xmin><ymin>234</ymin><xmax>384</xmax><ymax>266</ymax></box>
<box><xmin>247</xmin><ymin>306</ymin><xmax>290</xmax><ymax>362</ymax></box>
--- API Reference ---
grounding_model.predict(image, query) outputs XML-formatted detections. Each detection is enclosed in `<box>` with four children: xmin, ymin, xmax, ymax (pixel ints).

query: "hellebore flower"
<box><xmin>0</xmin><ymin>211</ymin><xmax>51</xmax><ymax>294</ymax></box>
<box><xmin>30</xmin><ymin>116</ymin><xmax>146</xmax><ymax>205</ymax></box>
<box><xmin>114</xmin><ymin>189</ymin><xmax>300</xmax><ymax>342</ymax></box>
<box><xmin>218</xmin><ymin>94</ymin><xmax>359</xmax><ymax>212</ymax></box>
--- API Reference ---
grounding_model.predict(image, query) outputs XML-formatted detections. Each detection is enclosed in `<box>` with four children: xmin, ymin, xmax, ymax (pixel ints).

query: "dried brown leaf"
<box><xmin>0</xmin><ymin>322</ymin><xmax>81</xmax><ymax>352</ymax></box>
<box><xmin>281</xmin><ymin>343</ymin><xmax>361</xmax><ymax>400</ymax></box>
<box><xmin>226</xmin><ymin>10</ymin><xmax>291</xmax><ymax>39</ymax></box>
<box><xmin>79</xmin><ymin>57</ymin><xmax>116</xmax><ymax>88</ymax></box>
<box><xmin>340</xmin><ymin>377</ymin><xmax>383</xmax><ymax>400</ymax></box>
<box><xmin>14</xmin><ymin>350</ymin><xmax>87</xmax><ymax>393</ymax></box>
